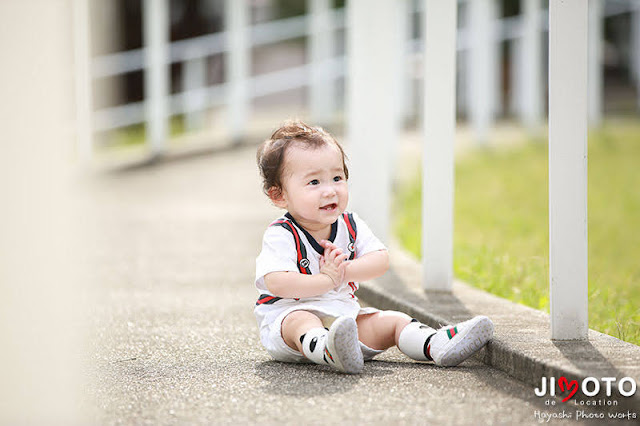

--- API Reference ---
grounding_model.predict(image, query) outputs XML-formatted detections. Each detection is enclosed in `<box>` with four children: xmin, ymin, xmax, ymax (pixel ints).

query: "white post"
<box><xmin>397</xmin><ymin>0</ymin><xmax>412</xmax><ymax>125</ymax></box>
<box><xmin>347</xmin><ymin>0</ymin><xmax>401</xmax><ymax>243</ymax></box>
<box><xmin>492</xmin><ymin>0</ymin><xmax>502</xmax><ymax>119</ymax></box>
<box><xmin>510</xmin><ymin>37</ymin><xmax>522</xmax><ymax>118</ymax></box>
<box><xmin>225</xmin><ymin>0</ymin><xmax>250</xmax><ymax>142</ymax></box>
<box><xmin>467</xmin><ymin>0</ymin><xmax>499</xmax><ymax>143</ymax></box>
<box><xmin>308</xmin><ymin>0</ymin><xmax>335</xmax><ymax>126</ymax></box>
<box><xmin>1</xmin><ymin>1</ymin><xmax>81</xmax><ymax>421</ymax></box>
<box><xmin>588</xmin><ymin>0</ymin><xmax>604</xmax><ymax>127</ymax></box>
<box><xmin>549</xmin><ymin>0</ymin><xmax>589</xmax><ymax>340</ymax></box>
<box><xmin>457</xmin><ymin>23</ymin><xmax>468</xmax><ymax>124</ymax></box>
<box><xmin>182</xmin><ymin>53</ymin><xmax>207</xmax><ymax>132</ymax></box>
<box><xmin>73</xmin><ymin>0</ymin><xmax>93</xmax><ymax>161</ymax></box>
<box><xmin>392</xmin><ymin>0</ymin><xmax>410</xmax><ymax>178</ymax></box>
<box><xmin>422</xmin><ymin>0</ymin><xmax>457</xmax><ymax>291</ymax></box>
<box><xmin>521</xmin><ymin>0</ymin><xmax>543</xmax><ymax>131</ymax></box>
<box><xmin>631</xmin><ymin>1</ymin><xmax>640</xmax><ymax>111</ymax></box>
<box><xmin>143</xmin><ymin>0</ymin><xmax>169</xmax><ymax>156</ymax></box>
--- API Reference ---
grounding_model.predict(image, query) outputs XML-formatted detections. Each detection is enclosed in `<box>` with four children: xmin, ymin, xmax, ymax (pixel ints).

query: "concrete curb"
<box><xmin>358</xmin><ymin>245</ymin><xmax>640</xmax><ymax>415</ymax></box>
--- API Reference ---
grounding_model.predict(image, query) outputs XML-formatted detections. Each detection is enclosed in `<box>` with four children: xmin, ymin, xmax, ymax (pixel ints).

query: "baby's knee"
<box><xmin>357</xmin><ymin>310</ymin><xmax>411</xmax><ymax>333</ymax></box>
<box><xmin>379</xmin><ymin>310</ymin><xmax>412</xmax><ymax>323</ymax></box>
<box><xmin>282</xmin><ymin>310</ymin><xmax>321</xmax><ymax>327</ymax></box>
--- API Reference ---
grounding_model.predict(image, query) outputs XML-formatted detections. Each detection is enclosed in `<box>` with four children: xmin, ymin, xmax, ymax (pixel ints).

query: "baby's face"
<box><xmin>276</xmin><ymin>142</ymin><xmax>348</xmax><ymax>230</ymax></box>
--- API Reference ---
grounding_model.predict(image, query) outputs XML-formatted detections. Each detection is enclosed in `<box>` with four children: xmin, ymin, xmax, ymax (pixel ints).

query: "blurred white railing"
<box><xmin>75</xmin><ymin>0</ymin><xmax>639</xmax><ymax>158</ymax></box>
<box><xmin>89</xmin><ymin>7</ymin><xmax>347</xmax><ymax>134</ymax></box>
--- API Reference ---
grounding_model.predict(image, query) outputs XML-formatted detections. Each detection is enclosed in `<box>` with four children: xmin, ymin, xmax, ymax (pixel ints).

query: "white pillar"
<box><xmin>225</xmin><ymin>0</ymin><xmax>250</xmax><ymax>142</ymax></box>
<box><xmin>467</xmin><ymin>0</ymin><xmax>499</xmax><ymax>143</ymax></box>
<box><xmin>347</xmin><ymin>0</ymin><xmax>402</xmax><ymax>243</ymax></box>
<box><xmin>510</xmin><ymin>37</ymin><xmax>522</xmax><ymax>117</ymax></box>
<box><xmin>520</xmin><ymin>0</ymin><xmax>543</xmax><ymax>131</ymax></box>
<box><xmin>549</xmin><ymin>0</ymin><xmax>589</xmax><ymax>341</ymax></box>
<box><xmin>397</xmin><ymin>0</ymin><xmax>412</xmax><ymax>125</ymax></box>
<box><xmin>392</xmin><ymin>0</ymin><xmax>411</xmax><ymax>180</ymax></box>
<box><xmin>1</xmin><ymin>1</ymin><xmax>81</xmax><ymax>422</ymax></box>
<box><xmin>492</xmin><ymin>0</ymin><xmax>502</xmax><ymax>119</ymax></box>
<box><xmin>457</xmin><ymin>3</ymin><xmax>468</xmax><ymax>124</ymax></box>
<box><xmin>422</xmin><ymin>0</ymin><xmax>457</xmax><ymax>291</ymax></box>
<box><xmin>631</xmin><ymin>1</ymin><xmax>640</xmax><ymax>111</ymax></box>
<box><xmin>182</xmin><ymin>53</ymin><xmax>207</xmax><ymax>132</ymax></box>
<box><xmin>588</xmin><ymin>0</ymin><xmax>604</xmax><ymax>127</ymax></box>
<box><xmin>73</xmin><ymin>0</ymin><xmax>93</xmax><ymax>161</ymax></box>
<box><xmin>143</xmin><ymin>0</ymin><xmax>169</xmax><ymax>156</ymax></box>
<box><xmin>308</xmin><ymin>0</ymin><xmax>335</xmax><ymax>126</ymax></box>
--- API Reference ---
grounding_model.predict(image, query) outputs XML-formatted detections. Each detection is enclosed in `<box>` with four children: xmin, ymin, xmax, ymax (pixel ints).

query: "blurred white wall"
<box><xmin>0</xmin><ymin>0</ymin><xmax>85</xmax><ymax>423</ymax></box>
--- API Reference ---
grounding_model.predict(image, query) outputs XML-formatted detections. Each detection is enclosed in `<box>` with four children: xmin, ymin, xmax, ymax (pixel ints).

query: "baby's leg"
<box><xmin>356</xmin><ymin>311</ymin><xmax>412</xmax><ymax>350</ymax></box>
<box><xmin>281</xmin><ymin>310</ymin><xmax>323</xmax><ymax>352</ymax></box>
<box><xmin>362</xmin><ymin>311</ymin><xmax>495</xmax><ymax>367</ymax></box>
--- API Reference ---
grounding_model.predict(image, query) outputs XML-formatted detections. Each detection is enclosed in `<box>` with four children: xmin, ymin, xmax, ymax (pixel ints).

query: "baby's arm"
<box><xmin>264</xmin><ymin>245</ymin><xmax>348</xmax><ymax>298</ymax></box>
<box><xmin>264</xmin><ymin>272</ymin><xmax>334</xmax><ymax>298</ymax></box>
<box><xmin>321</xmin><ymin>240</ymin><xmax>389</xmax><ymax>283</ymax></box>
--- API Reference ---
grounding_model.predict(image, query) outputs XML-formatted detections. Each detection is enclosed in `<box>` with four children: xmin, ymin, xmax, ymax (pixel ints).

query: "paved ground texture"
<box><xmin>83</xmin><ymin>146</ymin><xmax>623</xmax><ymax>425</ymax></box>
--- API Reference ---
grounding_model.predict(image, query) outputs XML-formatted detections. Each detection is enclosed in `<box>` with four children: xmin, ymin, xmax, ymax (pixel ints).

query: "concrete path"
<box><xmin>84</xmin><ymin>145</ymin><xmax>613</xmax><ymax>425</ymax></box>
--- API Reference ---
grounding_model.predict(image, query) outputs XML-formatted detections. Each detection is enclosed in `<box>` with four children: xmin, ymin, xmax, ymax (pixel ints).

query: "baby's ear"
<box><xmin>268</xmin><ymin>186</ymin><xmax>286</xmax><ymax>208</ymax></box>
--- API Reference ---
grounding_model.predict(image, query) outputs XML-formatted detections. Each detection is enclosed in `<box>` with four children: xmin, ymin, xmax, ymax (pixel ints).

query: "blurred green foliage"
<box><xmin>272</xmin><ymin>0</ymin><xmax>306</xmax><ymax>19</ymax></box>
<box><xmin>104</xmin><ymin>115</ymin><xmax>187</xmax><ymax>149</ymax></box>
<box><xmin>271</xmin><ymin>0</ymin><xmax>345</xmax><ymax>20</ymax></box>
<box><xmin>394</xmin><ymin>121</ymin><xmax>640</xmax><ymax>346</ymax></box>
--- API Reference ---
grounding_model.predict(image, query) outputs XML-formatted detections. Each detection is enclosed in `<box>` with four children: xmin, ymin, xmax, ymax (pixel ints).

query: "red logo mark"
<box><xmin>558</xmin><ymin>376</ymin><xmax>579</xmax><ymax>402</ymax></box>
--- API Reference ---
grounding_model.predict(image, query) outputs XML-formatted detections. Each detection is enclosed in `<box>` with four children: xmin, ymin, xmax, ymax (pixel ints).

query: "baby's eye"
<box><xmin>333</xmin><ymin>176</ymin><xmax>343</xmax><ymax>182</ymax></box>
<box><xmin>308</xmin><ymin>179</ymin><xmax>319</xmax><ymax>185</ymax></box>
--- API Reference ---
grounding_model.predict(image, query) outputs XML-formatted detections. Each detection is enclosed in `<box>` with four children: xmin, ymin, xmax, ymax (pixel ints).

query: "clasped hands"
<box><xmin>318</xmin><ymin>240</ymin><xmax>349</xmax><ymax>289</ymax></box>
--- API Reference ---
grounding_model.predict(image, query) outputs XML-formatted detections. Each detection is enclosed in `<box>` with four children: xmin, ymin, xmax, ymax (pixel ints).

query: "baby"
<box><xmin>254</xmin><ymin>120</ymin><xmax>494</xmax><ymax>374</ymax></box>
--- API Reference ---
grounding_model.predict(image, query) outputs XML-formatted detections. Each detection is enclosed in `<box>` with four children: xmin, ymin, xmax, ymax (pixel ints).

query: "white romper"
<box><xmin>254</xmin><ymin>211</ymin><xmax>387</xmax><ymax>362</ymax></box>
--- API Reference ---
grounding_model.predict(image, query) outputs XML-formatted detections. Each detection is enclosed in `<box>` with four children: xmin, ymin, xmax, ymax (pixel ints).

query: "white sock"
<box><xmin>300</xmin><ymin>327</ymin><xmax>329</xmax><ymax>365</ymax></box>
<box><xmin>397</xmin><ymin>319</ymin><xmax>437</xmax><ymax>361</ymax></box>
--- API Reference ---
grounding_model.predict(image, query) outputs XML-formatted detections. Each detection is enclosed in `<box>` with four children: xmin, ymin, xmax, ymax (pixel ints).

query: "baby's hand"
<box><xmin>320</xmin><ymin>240</ymin><xmax>339</xmax><ymax>252</ymax></box>
<box><xmin>319</xmin><ymin>241</ymin><xmax>348</xmax><ymax>289</ymax></box>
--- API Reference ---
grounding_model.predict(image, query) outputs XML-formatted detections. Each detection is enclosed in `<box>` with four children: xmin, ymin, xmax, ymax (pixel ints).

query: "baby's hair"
<box><xmin>256</xmin><ymin>119</ymin><xmax>349</xmax><ymax>198</ymax></box>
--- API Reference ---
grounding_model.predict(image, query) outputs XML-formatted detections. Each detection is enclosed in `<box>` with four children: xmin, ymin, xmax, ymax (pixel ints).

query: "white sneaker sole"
<box><xmin>325</xmin><ymin>317</ymin><xmax>364</xmax><ymax>374</ymax></box>
<box><xmin>435</xmin><ymin>316</ymin><xmax>494</xmax><ymax>367</ymax></box>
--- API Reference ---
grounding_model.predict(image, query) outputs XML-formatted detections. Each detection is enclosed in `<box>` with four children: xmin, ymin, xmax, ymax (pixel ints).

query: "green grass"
<box><xmin>394</xmin><ymin>121</ymin><xmax>640</xmax><ymax>346</ymax></box>
<box><xmin>102</xmin><ymin>115</ymin><xmax>187</xmax><ymax>149</ymax></box>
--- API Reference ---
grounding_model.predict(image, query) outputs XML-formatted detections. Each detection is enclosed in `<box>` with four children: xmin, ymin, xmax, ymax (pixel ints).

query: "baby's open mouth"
<box><xmin>320</xmin><ymin>203</ymin><xmax>337</xmax><ymax>211</ymax></box>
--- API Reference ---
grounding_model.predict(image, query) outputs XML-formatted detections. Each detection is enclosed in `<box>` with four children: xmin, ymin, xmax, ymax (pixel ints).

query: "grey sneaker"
<box><xmin>323</xmin><ymin>316</ymin><xmax>364</xmax><ymax>374</ymax></box>
<box><xmin>428</xmin><ymin>315</ymin><xmax>494</xmax><ymax>367</ymax></box>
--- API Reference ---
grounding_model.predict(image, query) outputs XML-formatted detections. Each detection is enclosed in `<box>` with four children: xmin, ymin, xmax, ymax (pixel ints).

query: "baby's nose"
<box><xmin>322</xmin><ymin>184</ymin><xmax>337</xmax><ymax>195</ymax></box>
